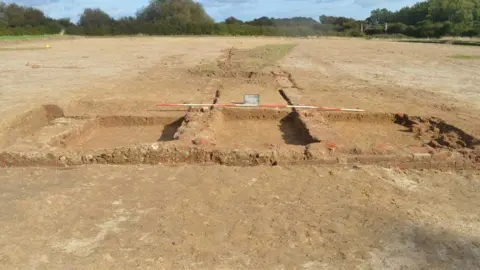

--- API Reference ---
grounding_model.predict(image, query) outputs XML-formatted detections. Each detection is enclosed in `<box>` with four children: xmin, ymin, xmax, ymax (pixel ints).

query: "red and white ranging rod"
<box><xmin>155</xmin><ymin>103</ymin><xmax>365</xmax><ymax>112</ymax></box>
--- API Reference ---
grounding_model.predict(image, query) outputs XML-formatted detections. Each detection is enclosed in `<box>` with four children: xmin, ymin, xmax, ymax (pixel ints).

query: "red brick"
<box><xmin>371</xmin><ymin>143</ymin><xmax>397</xmax><ymax>155</ymax></box>
<box><xmin>327</xmin><ymin>142</ymin><xmax>338</xmax><ymax>150</ymax></box>
<box><xmin>193</xmin><ymin>137</ymin><xmax>209</xmax><ymax>145</ymax></box>
<box><xmin>409</xmin><ymin>146</ymin><xmax>434</xmax><ymax>154</ymax></box>
<box><xmin>395</xmin><ymin>154</ymin><xmax>413</xmax><ymax>164</ymax></box>
<box><xmin>432</xmin><ymin>151</ymin><xmax>453</xmax><ymax>160</ymax></box>
<box><xmin>413</xmin><ymin>153</ymin><xmax>431</xmax><ymax>161</ymax></box>
<box><xmin>348</xmin><ymin>155</ymin><xmax>396</xmax><ymax>165</ymax></box>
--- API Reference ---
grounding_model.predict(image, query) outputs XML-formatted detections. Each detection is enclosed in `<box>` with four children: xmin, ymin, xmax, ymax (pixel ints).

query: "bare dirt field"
<box><xmin>0</xmin><ymin>36</ymin><xmax>479</xmax><ymax>269</ymax></box>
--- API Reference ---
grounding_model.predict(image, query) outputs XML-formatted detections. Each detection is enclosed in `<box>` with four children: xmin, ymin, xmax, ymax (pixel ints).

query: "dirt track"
<box><xmin>0</xmin><ymin>37</ymin><xmax>479</xmax><ymax>269</ymax></box>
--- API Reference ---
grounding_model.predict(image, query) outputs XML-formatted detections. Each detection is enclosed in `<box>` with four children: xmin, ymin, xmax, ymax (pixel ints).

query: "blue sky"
<box><xmin>5</xmin><ymin>0</ymin><xmax>419</xmax><ymax>22</ymax></box>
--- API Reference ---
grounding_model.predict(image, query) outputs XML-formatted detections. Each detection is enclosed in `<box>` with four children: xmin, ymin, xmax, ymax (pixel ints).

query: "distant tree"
<box><xmin>273</xmin><ymin>17</ymin><xmax>318</xmax><ymax>27</ymax></box>
<box><xmin>0</xmin><ymin>2</ymin><xmax>5</xmax><ymax>16</ymax></box>
<box><xmin>112</xmin><ymin>16</ymin><xmax>137</xmax><ymax>35</ymax></box>
<box><xmin>79</xmin><ymin>8</ymin><xmax>113</xmax><ymax>35</ymax></box>
<box><xmin>0</xmin><ymin>2</ymin><xmax>6</xmax><ymax>27</ymax></box>
<box><xmin>474</xmin><ymin>20</ymin><xmax>480</xmax><ymax>34</ymax></box>
<box><xmin>416</xmin><ymin>20</ymin><xmax>437</xmax><ymax>37</ymax></box>
<box><xmin>363</xmin><ymin>0</ymin><xmax>480</xmax><ymax>37</ymax></box>
<box><xmin>57</xmin><ymin>18</ymin><xmax>73</xmax><ymax>28</ymax></box>
<box><xmin>136</xmin><ymin>0</ymin><xmax>214</xmax><ymax>35</ymax></box>
<box><xmin>368</xmin><ymin>8</ymin><xmax>394</xmax><ymax>24</ymax></box>
<box><xmin>342</xmin><ymin>20</ymin><xmax>360</xmax><ymax>30</ymax></box>
<box><xmin>6</xmin><ymin>3</ymin><xmax>25</xmax><ymax>27</ymax></box>
<box><xmin>2</xmin><ymin>0</ymin><xmax>478</xmax><ymax>38</ymax></box>
<box><xmin>137</xmin><ymin>0</ymin><xmax>213</xmax><ymax>24</ymax></box>
<box><xmin>428</xmin><ymin>0</ymin><xmax>478</xmax><ymax>24</ymax></box>
<box><xmin>388</xmin><ymin>22</ymin><xmax>408</xmax><ymax>34</ymax></box>
<box><xmin>225</xmin><ymin>16</ymin><xmax>242</xmax><ymax>24</ymax></box>
<box><xmin>367</xmin><ymin>2</ymin><xmax>428</xmax><ymax>27</ymax></box>
<box><xmin>246</xmin><ymin>16</ymin><xmax>275</xmax><ymax>26</ymax></box>
<box><xmin>319</xmin><ymin>15</ymin><xmax>335</xmax><ymax>24</ymax></box>
<box><xmin>319</xmin><ymin>15</ymin><xmax>356</xmax><ymax>27</ymax></box>
<box><xmin>407</xmin><ymin>1</ymin><xmax>429</xmax><ymax>25</ymax></box>
<box><xmin>23</xmin><ymin>7</ymin><xmax>45</xmax><ymax>26</ymax></box>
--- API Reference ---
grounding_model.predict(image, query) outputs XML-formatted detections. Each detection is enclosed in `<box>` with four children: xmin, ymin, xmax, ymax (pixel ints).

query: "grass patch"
<box><xmin>245</xmin><ymin>44</ymin><xmax>297</xmax><ymax>69</ymax></box>
<box><xmin>0</xmin><ymin>47</ymin><xmax>51</xmax><ymax>51</ymax></box>
<box><xmin>0</xmin><ymin>34</ymin><xmax>59</xmax><ymax>41</ymax></box>
<box><xmin>398</xmin><ymin>39</ymin><xmax>480</xmax><ymax>47</ymax></box>
<box><xmin>191</xmin><ymin>43</ymin><xmax>297</xmax><ymax>76</ymax></box>
<box><xmin>450</xmin><ymin>54</ymin><xmax>480</xmax><ymax>60</ymax></box>
<box><xmin>365</xmin><ymin>34</ymin><xmax>409</xmax><ymax>40</ymax></box>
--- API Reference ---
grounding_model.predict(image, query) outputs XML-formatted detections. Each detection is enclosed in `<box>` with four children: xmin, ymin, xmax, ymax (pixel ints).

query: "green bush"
<box><xmin>0</xmin><ymin>26</ymin><xmax>11</xmax><ymax>35</ymax></box>
<box><xmin>345</xmin><ymin>29</ymin><xmax>365</xmax><ymax>37</ymax></box>
<box><xmin>388</xmin><ymin>23</ymin><xmax>407</xmax><ymax>34</ymax></box>
<box><xmin>364</xmin><ymin>27</ymin><xmax>384</xmax><ymax>35</ymax></box>
<box><xmin>368</xmin><ymin>33</ymin><xmax>408</xmax><ymax>39</ymax></box>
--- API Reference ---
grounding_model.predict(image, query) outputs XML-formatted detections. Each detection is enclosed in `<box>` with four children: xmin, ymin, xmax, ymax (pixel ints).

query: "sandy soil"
<box><xmin>327</xmin><ymin>121</ymin><xmax>422</xmax><ymax>150</ymax></box>
<box><xmin>0</xmin><ymin>37</ymin><xmax>284</xmax><ymax>128</ymax></box>
<box><xmin>70</xmin><ymin>125</ymin><xmax>173</xmax><ymax>150</ymax></box>
<box><xmin>0</xmin><ymin>165</ymin><xmax>479</xmax><ymax>269</ymax></box>
<box><xmin>0</xmin><ymin>36</ymin><xmax>479</xmax><ymax>268</ymax></box>
<box><xmin>280</xmin><ymin>38</ymin><xmax>480</xmax><ymax>137</ymax></box>
<box><xmin>215</xmin><ymin>118</ymin><xmax>307</xmax><ymax>148</ymax></box>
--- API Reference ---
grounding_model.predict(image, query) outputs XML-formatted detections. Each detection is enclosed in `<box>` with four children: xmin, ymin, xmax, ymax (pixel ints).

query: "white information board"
<box><xmin>244</xmin><ymin>94</ymin><xmax>260</xmax><ymax>105</ymax></box>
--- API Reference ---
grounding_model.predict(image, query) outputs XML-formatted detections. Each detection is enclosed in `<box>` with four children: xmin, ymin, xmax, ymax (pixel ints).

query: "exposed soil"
<box><xmin>212</xmin><ymin>109</ymin><xmax>316</xmax><ymax>148</ymax></box>
<box><xmin>0</xmin><ymin>37</ymin><xmax>479</xmax><ymax>269</ymax></box>
<box><xmin>0</xmin><ymin>104</ymin><xmax>476</xmax><ymax>169</ymax></box>
<box><xmin>189</xmin><ymin>44</ymin><xmax>296</xmax><ymax>78</ymax></box>
<box><xmin>279</xmin><ymin>38</ymin><xmax>480</xmax><ymax>138</ymax></box>
<box><xmin>67</xmin><ymin>116</ymin><xmax>184</xmax><ymax>150</ymax></box>
<box><xmin>189</xmin><ymin>45</ymin><xmax>297</xmax><ymax>105</ymax></box>
<box><xmin>217</xmin><ymin>77</ymin><xmax>286</xmax><ymax>105</ymax></box>
<box><xmin>0</xmin><ymin>165</ymin><xmax>479</xmax><ymax>269</ymax></box>
<box><xmin>406</xmin><ymin>116</ymin><xmax>479</xmax><ymax>150</ymax></box>
<box><xmin>0</xmin><ymin>104</ymin><xmax>65</xmax><ymax>149</ymax></box>
<box><xmin>315</xmin><ymin>112</ymin><xmax>479</xmax><ymax>156</ymax></box>
<box><xmin>327</xmin><ymin>121</ymin><xmax>421</xmax><ymax>152</ymax></box>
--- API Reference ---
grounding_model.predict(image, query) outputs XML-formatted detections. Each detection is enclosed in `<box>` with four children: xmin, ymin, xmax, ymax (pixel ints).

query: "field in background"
<box><xmin>450</xmin><ymin>54</ymin><xmax>480</xmax><ymax>59</ymax></box>
<box><xmin>0</xmin><ymin>36</ymin><xmax>479</xmax><ymax>269</ymax></box>
<box><xmin>399</xmin><ymin>38</ymin><xmax>480</xmax><ymax>46</ymax></box>
<box><xmin>0</xmin><ymin>34</ymin><xmax>61</xmax><ymax>41</ymax></box>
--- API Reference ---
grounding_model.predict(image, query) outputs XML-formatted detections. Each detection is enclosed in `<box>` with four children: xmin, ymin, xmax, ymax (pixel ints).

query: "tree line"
<box><xmin>0</xmin><ymin>2</ymin><xmax>73</xmax><ymax>35</ymax></box>
<box><xmin>1</xmin><ymin>0</ymin><xmax>479</xmax><ymax>38</ymax></box>
<box><xmin>366</xmin><ymin>0</ymin><xmax>480</xmax><ymax>37</ymax></box>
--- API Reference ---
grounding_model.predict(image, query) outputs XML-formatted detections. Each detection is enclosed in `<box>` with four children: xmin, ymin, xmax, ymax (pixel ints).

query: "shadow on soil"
<box><xmin>280</xmin><ymin>112</ymin><xmax>317</xmax><ymax>145</ymax></box>
<box><xmin>348</xmin><ymin>200</ymin><xmax>480</xmax><ymax>269</ymax></box>
<box><xmin>412</xmin><ymin>226</ymin><xmax>480</xmax><ymax>269</ymax></box>
<box><xmin>157</xmin><ymin>117</ymin><xmax>184</xmax><ymax>141</ymax></box>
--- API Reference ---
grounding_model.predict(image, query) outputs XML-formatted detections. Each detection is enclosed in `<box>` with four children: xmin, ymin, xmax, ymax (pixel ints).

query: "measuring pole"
<box><xmin>155</xmin><ymin>103</ymin><xmax>365</xmax><ymax>112</ymax></box>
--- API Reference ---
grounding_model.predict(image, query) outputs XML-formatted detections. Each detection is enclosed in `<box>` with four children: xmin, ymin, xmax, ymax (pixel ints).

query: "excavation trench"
<box><xmin>0</xmin><ymin>104</ymin><xmax>65</xmax><ymax>149</ymax></box>
<box><xmin>2</xmin><ymin>44</ymin><xmax>477</xmax><ymax>168</ymax></box>
<box><xmin>209</xmin><ymin>108</ymin><xmax>318</xmax><ymax>149</ymax></box>
<box><xmin>66</xmin><ymin>116</ymin><xmax>184</xmax><ymax>150</ymax></box>
<box><xmin>0</xmin><ymin>101</ymin><xmax>478</xmax><ymax>169</ymax></box>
